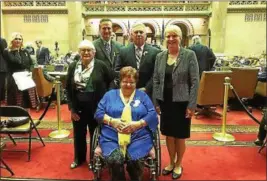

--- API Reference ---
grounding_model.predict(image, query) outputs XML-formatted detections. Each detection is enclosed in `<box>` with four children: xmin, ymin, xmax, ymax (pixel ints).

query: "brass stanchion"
<box><xmin>49</xmin><ymin>76</ymin><xmax>70</xmax><ymax>138</ymax></box>
<box><xmin>213</xmin><ymin>77</ymin><xmax>235</xmax><ymax>142</ymax></box>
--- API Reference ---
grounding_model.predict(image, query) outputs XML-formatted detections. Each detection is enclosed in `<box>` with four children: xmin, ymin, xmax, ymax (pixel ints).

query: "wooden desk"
<box><xmin>47</xmin><ymin>72</ymin><xmax>67</xmax><ymax>76</ymax></box>
<box><xmin>47</xmin><ymin>72</ymin><xmax>67</xmax><ymax>88</ymax></box>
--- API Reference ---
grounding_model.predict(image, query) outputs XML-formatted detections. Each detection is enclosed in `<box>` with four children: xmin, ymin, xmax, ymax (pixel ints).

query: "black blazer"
<box><xmin>115</xmin><ymin>43</ymin><xmax>160</xmax><ymax>96</ymax></box>
<box><xmin>36</xmin><ymin>47</ymin><xmax>50</xmax><ymax>65</ymax></box>
<box><xmin>66</xmin><ymin>58</ymin><xmax>114</xmax><ymax>113</ymax></box>
<box><xmin>0</xmin><ymin>37</ymin><xmax>8</xmax><ymax>73</ymax></box>
<box><xmin>4</xmin><ymin>48</ymin><xmax>33</xmax><ymax>73</ymax></box>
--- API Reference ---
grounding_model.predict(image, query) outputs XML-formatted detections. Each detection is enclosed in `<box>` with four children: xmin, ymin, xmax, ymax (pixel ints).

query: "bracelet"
<box><xmin>108</xmin><ymin>117</ymin><xmax>112</xmax><ymax>126</ymax></box>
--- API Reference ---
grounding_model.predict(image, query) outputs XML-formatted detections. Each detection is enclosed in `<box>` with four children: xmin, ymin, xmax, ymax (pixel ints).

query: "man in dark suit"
<box><xmin>188</xmin><ymin>35</ymin><xmax>216</xmax><ymax>78</ymax></box>
<box><xmin>0</xmin><ymin>37</ymin><xmax>7</xmax><ymax>101</ymax></box>
<box><xmin>115</xmin><ymin>23</ymin><xmax>160</xmax><ymax>97</ymax></box>
<box><xmin>93</xmin><ymin>18</ymin><xmax>123</xmax><ymax>88</ymax></box>
<box><xmin>35</xmin><ymin>40</ymin><xmax>50</xmax><ymax>65</ymax></box>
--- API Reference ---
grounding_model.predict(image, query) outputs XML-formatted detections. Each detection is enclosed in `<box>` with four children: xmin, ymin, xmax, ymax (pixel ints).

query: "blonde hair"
<box><xmin>163</xmin><ymin>25</ymin><xmax>182</xmax><ymax>48</ymax></box>
<box><xmin>9</xmin><ymin>32</ymin><xmax>24</xmax><ymax>50</ymax></box>
<box><xmin>164</xmin><ymin>25</ymin><xmax>182</xmax><ymax>38</ymax></box>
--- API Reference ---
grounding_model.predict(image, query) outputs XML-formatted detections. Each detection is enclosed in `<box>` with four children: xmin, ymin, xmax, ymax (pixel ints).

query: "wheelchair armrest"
<box><xmin>94</xmin><ymin>145</ymin><xmax>102</xmax><ymax>156</ymax></box>
<box><xmin>148</xmin><ymin>147</ymin><xmax>156</xmax><ymax>159</ymax></box>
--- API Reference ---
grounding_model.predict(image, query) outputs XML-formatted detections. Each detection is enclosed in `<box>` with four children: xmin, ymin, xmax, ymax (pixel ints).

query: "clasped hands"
<box><xmin>110</xmin><ymin>118</ymin><xmax>142</xmax><ymax>134</ymax></box>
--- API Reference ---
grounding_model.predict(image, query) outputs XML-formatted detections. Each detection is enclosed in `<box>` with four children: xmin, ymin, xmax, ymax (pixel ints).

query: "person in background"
<box><xmin>115</xmin><ymin>23</ymin><xmax>160</xmax><ymax>98</ymax></box>
<box><xmin>0</xmin><ymin>37</ymin><xmax>8</xmax><ymax>102</ymax></box>
<box><xmin>35</xmin><ymin>40</ymin><xmax>50</xmax><ymax>65</ymax></box>
<box><xmin>93</xmin><ymin>18</ymin><xmax>124</xmax><ymax>89</ymax></box>
<box><xmin>95</xmin><ymin>66</ymin><xmax>158</xmax><ymax>181</ymax></box>
<box><xmin>153</xmin><ymin>25</ymin><xmax>199</xmax><ymax>179</ymax></box>
<box><xmin>4</xmin><ymin>32</ymin><xmax>39</xmax><ymax>109</ymax></box>
<box><xmin>66</xmin><ymin>39</ymin><xmax>113</xmax><ymax>169</ymax></box>
<box><xmin>188</xmin><ymin>35</ymin><xmax>216</xmax><ymax>78</ymax></box>
<box><xmin>111</xmin><ymin>32</ymin><xmax>116</xmax><ymax>40</ymax></box>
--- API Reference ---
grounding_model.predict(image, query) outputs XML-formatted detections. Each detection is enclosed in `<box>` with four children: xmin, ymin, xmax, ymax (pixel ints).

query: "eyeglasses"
<box><xmin>121</xmin><ymin>81</ymin><xmax>136</xmax><ymax>86</ymax></box>
<box><xmin>14</xmin><ymin>38</ymin><xmax>22</xmax><ymax>41</ymax></box>
<box><xmin>80</xmin><ymin>49</ymin><xmax>94</xmax><ymax>53</ymax></box>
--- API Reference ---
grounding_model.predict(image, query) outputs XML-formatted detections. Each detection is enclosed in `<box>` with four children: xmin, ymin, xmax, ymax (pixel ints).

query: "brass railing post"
<box><xmin>49</xmin><ymin>76</ymin><xmax>70</xmax><ymax>138</ymax></box>
<box><xmin>213</xmin><ymin>77</ymin><xmax>235</xmax><ymax>142</ymax></box>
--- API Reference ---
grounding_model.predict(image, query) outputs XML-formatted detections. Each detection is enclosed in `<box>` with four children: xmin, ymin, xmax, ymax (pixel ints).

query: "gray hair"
<box><xmin>131</xmin><ymin>23</ymin><xmax>147</xmax><ymax>34</ymax></box>
<box><xmin>78</xmin><ymin>40</ymin><xmax>95</xmax><ymax>52</ymax></box>
<box><xmin>192</xmin><ymin>35</ymin><xmax>201</xmax><ymax>44</ymax></box>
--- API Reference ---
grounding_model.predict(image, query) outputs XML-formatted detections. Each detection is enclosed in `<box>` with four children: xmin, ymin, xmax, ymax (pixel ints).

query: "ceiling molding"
<box><xmin>2</xmin><ymin>9</ymin><xmax>68</xmax><ymax>14</ymax></box>
<box><xmin>227</xmin><ymin>8</ymin><xmax>266</xmax><ymax>13</ymax></box>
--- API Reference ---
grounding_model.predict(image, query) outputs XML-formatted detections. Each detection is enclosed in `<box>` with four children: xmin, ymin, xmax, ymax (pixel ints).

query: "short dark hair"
<box><xmin>120</xmin><ymin>66</ymin><xmax>139</xmax><ymax>82</ymax></box>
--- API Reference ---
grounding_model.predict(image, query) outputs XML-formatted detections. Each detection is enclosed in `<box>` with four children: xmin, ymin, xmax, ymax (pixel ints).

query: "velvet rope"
<box><xmin>38</xmin><ymin>87</ymin><xmax>56</xmax><ymax>121</ymax></box>
<box><xmin>231</xmin><ymin>87</ymin><xmax>260</xmax><ymax>125</ymax></box>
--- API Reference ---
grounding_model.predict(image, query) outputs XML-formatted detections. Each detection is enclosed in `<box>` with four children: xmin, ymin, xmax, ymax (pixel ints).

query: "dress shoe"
<box><xmin>70</xmin><ymin>162</ymin><xmax>80</xmax><ymax>169</ymax></box>
<box><xmin>162</xmin><ymin>167</ymin><xmax>173</xmax><ymax>175</ymax></box>
<box><xmin>254</xmin><ymin>139</ymin><xmax>264</xmax><ymax>146</ymax></box>
<box><xmin>172</xmin><ymin>167</ymin><xmax>183</xmax><ymax>179</ymax></box>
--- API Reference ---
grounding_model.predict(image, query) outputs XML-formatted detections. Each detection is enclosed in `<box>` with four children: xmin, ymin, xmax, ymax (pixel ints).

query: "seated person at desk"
<box><xmin>94</xmin><ymin>66</ymin><xmax>159</xmax><ymax>181</ymax></box>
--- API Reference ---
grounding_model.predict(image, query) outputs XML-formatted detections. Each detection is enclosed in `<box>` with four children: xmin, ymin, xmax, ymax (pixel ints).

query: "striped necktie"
<box><xmin>135</xmin><ymin>47</ymin><xmax>142</xmax><ymax>69</ymax></box>
<box><xmin>104</xmin><ymin>42</ymin><xmax>111</xmax><ymax>58</ymax></box>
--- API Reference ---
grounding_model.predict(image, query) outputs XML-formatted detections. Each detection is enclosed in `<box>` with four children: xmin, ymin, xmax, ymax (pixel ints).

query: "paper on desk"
<box><xmin>12</xmin><ymin>71</ymin><xmax>36</xmax><ymax>91</ymax></box>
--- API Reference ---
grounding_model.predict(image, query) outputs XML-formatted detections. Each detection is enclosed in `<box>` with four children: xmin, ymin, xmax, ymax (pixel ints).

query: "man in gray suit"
<box><xmin>115</xmin><ymin>23</ymin><xmax>160</xmax><ymax>97</ymax></box>
<box><xmin>93</xmin><ymin>18</ymin><xmax>123</xmax><ymax>88</ymax></box>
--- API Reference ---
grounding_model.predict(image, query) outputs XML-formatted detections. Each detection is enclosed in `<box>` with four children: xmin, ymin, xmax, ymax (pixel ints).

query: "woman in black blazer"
<box><xmin>4</xmin><ymin>32</ymin><xmax>39</xmax><ymax>109</ymax></box>
<box><xmin>66</xmin><ymin>40</ymin><xmax>113</xmax><ymax>169</ymax></box>
<box><xmin>153</xmin><ymin>25</ymin><xmax>199</xmax><ymax>179</ymax></box>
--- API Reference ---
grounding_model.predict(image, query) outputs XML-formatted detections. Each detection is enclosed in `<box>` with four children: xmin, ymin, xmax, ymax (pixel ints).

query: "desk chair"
<box><xmin>195</xmin><ymin>71</ymin><xmax>232</xmax><ymax>119</ymax></box>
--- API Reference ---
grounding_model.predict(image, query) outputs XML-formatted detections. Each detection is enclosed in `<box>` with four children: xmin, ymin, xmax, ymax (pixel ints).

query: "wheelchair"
<box><xmin>89</xmin><ymin>125</ymin><xmax>161</xmax><ymax>181</ymax></box>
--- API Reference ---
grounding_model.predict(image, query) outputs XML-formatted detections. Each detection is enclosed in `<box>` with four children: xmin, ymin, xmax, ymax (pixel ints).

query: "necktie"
<box><xmin>135</xmin><ymin>48</ymin><xmax>142</xmax><ymax>69</ymax></box>
<box><xmin>104</xmin><ymin>42</ymin><xmax>111</xmax><ymax>58</ymax></box>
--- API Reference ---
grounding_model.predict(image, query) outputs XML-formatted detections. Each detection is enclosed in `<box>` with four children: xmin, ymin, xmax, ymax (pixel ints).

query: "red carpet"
<box><xmin>1</xmin><ymin>142</ymin><xmax>266</xmax><ymax>180</ymax></box>
<box><xmin>10</xmin><ymin>129</ymin><xmax>258</xmax><ymax>142</ymax></box>
<box><xmin>30</xmin><ymin>105</ymin><xmax>263</xmax><ymax>125</ymax></box>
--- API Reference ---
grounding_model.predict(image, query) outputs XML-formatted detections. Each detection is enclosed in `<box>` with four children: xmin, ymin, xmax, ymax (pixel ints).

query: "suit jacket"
<box><xmin>153</xmin><ymin>48</ymin><xmax>199</xmax><ymax>109</ymax></box>
<box><xmin>0</xmin><ymin>37</ymin><xmax>8</xmax><ymax>72</ymax></box>
<box><xmin>115</xmin><ymin>43</ymin><xmax>160</xmax><ymax>96</ymax></box>
<box><xmin>93</xmin><ymin>38</ymin><xmax>124</xmax><ymax>70</ymax></box>
<box><xmin>66</xmin><ymin>58</ymin><xmax>114</xmax><ymax>114</ymax></box>
<box><xmin>188</xmin><ymin>43</ymin><xmax>216</xmax><ymax>77</ymax></box>
<box><xmin>36</xmin><ymin>46</ymin><xmax>50</xmax><ymax>65</ymax></box>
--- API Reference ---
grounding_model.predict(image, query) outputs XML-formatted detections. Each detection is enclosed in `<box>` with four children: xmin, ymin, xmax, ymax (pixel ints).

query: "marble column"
<box><xmin>0</xmin><ymin>2</ymin><xmax>5</xmax><ymax>37</ymax></box>
<box><xmin>208</xmin><ymin>2</ymin><xmax>228</xmax><ymax>53</ymax></box>
<box><xmin>67</xmin><ymin>2</ymin><xmax>83</xmax><ymax>51</ymax></box>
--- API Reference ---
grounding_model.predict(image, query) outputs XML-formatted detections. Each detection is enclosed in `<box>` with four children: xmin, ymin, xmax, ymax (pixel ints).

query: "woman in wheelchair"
<box><xmin>94</xmin><ymin>66</ymin><xmax>159</xmax><ymax>181</ymax></box>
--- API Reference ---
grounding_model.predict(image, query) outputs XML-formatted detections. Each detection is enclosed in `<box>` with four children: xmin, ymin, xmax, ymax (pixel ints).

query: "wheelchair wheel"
<box><xmin>148</xmin><ymin>128</ymin><xmax>161</xmax><ymax>181</ymax></box>
<box><xmin>89</xmin><ymin>125</ymin><xmax>101</xmax><ymax>170</ymax></box>
<box><xmin>155</xmin><ymin>128</ymin><xmax>161</xmax><ymax>177</ymax></box>
<box><xmin>93</xmin><ymin>156</ymin><xmax>102</xmax><ymax>181</ymax></box>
